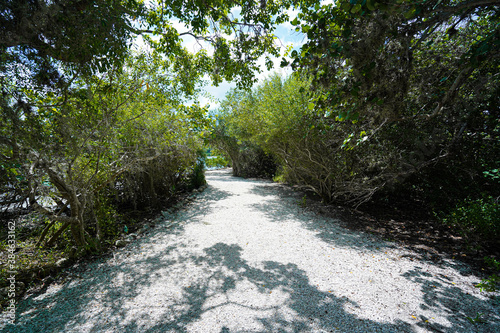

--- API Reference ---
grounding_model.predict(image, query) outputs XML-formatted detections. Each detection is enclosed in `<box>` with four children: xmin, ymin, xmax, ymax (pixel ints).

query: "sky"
<box><xmin>134</xmin><ymin>7</ymin><xmax>307</xmax><ymax>110</ymax></box>
<box><xmin>197</xmin><ymin>19</ymin><xmax>306</xmax><ymax>110</ymax></box>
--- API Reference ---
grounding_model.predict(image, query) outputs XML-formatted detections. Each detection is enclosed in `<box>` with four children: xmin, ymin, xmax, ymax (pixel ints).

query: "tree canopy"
<box><xmin>1</xmin><ymin>0</ymin><xmax>499</xmax><ymax>251</ymax></box>
<box><xmin>209</xmin><ymin>1</ymin><xmax>499</xmax><ymax>204</ymax></box>
<box><xmin>286</xmin><ymin>0</ymin><xmax>499</xmax><ymax>122</ymax></box>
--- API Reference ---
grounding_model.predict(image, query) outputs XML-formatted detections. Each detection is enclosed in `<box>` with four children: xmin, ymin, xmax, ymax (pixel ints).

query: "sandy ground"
<box><xmin>1</xmin><ymin>168</ymin><xmax>499</xmax><ymax>332</ymax></box>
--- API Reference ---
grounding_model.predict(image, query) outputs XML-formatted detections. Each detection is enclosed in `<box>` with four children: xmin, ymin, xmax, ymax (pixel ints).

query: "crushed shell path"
<box><xmin>2</xmin><ymin>169</ymin><xmax>500</xmax><ymax>332</ymax></box>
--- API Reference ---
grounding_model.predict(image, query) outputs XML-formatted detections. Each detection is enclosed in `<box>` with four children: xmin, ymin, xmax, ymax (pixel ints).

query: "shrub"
<box><xmin>476</xmin><ymin>257</ymin><xmax>500</xmax><ymax>293</ymax></box>
<box><xmin>205</xmin><ymin>155</ymin><xmax>229</xmax><ymax>169</ymax></box>
<box><xmin>441</xmin><ymin>196</ymin><xmax>500</xmax><ymax>244</ymax></box>
<box><xmin>236</xmin><ymin>144</ymin><xmax>277</xmax><ymax>179</ymax></box>
<box><xmin>187</xmin><ymin>152</ymin><xmax>207</xmax><ymax>189</ymax></box>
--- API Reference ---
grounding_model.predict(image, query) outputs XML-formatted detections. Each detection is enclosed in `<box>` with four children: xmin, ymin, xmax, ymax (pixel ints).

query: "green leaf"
<box><xmin>367</xmin><ymin>0</ymin><xmax>376</xmax><ymax>11</ymax></box>
<box><xmin>308</xmin><ymin>102</ymin><xmax>315</xmax><ymax>110</ymax></box>
<box><xmin>404</xmin><ymin>7</ymin><xmax>416</xmax><ymax>19</ymax></box>
<box><xmin>351</xmin><ymin>4</ymin><xmax>362</xmax><ymax>13</ymax></box>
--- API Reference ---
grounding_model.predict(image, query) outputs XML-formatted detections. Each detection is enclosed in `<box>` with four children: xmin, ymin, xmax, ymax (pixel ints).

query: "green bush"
<box><xmin>94</xmin><ymin>194</ymin><xmax>119</xmax><ymax>244</ymax></box>
<box><xmin>441</xmin><ymin>196</ymin><xmax>500</xmax><ymax>243</ymax></box>
<box><xmin>476</xmin><ymin>257</ymin><xmax>500</xmax><ymax>292</ymax></box>
<box><xmin>235</xmin><ymin>144</ymin><xmax>277</xmax><ymax>179</ymax></box>
<box><xmin>187</xmin><ymin>152</ymin><xmax>207</xmax><ymax>189</ymax></box>
<box><xmin>205</xmin><ymin>155</ymin><xmax>229</xmax><ymax>169</ymax></box>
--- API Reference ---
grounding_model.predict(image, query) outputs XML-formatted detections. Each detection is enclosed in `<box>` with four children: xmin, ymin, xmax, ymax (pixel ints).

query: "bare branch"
<box><xmin>444</xmin><ymin>0</ymin><xmax>500</xmax><ymax>13</ymax></box>
<box><xmin>46</xmin><ymin>221</ymin><xmax>72</xmax><ymax>247</ymax></box>
<box><xmin>428</xmin><ymin>66</ymin><xmax>473</xmax><ymax>119</ymax></box>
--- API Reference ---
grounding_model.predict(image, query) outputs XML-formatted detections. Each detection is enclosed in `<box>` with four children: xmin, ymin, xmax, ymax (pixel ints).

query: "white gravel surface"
<box><xmin>2</xmin><ymin>168</ymin><xmax>499</xmax><ymax>332</ymax></box>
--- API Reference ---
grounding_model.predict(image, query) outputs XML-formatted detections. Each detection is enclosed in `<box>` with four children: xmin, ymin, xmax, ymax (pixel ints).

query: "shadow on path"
<box><xmin>2</xmin><ymin>170</ymin><xmax>499</xmax><ymax>332</ymax></box>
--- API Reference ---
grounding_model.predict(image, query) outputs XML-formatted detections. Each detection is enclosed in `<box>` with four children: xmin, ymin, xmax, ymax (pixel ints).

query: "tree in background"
<box><xmin>136</xmin><ymin>0</ymin><xmax>298</xmax><ymax>89</ymax></box>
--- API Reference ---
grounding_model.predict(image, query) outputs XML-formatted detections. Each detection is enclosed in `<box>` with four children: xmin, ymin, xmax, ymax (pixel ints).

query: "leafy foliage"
<box><xmin>205</xmin><ymin>155</ymin><xmax>229</xmax><ymax>169</ymax></box>
<box><xmin>137</xmin><ymin>0</ymin><xmax>300</xmax><ymax>89</ymax></box>
<box><xmin>0</xmin><ymin>0</ymin><xmax>139</xmax><ymax>71</ymax></box>
<box><xmin>440</xmin><ymin>196</ymin><xmax>500</xmax><ymax>244</ymax></box>
<box><xmin>214</xmin><ymin>74</ymin><xmax>396</xmax><ymax>204</ymax></box>
<box><xmin>476</xmin><ymin>257</ymin><xmax>500</xmax><ymax>293</ymax></box>
<box><xmin>274</xmin><ymin>0</ymin><xmax>500</xmax><ymax>206</ymax></box>
<box><xmin>187</xmin><ymin>151</ymin><xmax>208</xmax><ymax>189</ymax></box>
<box><xmin>1</xmin><ymin>51</ymin><xmax>205</xmax><ymax>249</ymax></box>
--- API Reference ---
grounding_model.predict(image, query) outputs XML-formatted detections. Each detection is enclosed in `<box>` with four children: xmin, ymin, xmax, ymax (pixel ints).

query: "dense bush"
<box><xmin>213</xmin><ymin>64</ymin><xmax>499</xmax><ymax>212</ymax></box>
<box><xmin>186</xmin><ymin>151</ymin><xmax>208</xmax><ymax>190</ymax></box>
<box><xmin>233</xmin><ymin>143</ymin><xmax>277</xmax><ymax>179</ymax></box>
<box><xmin>0</xmin><ymin>53</ymin><xmax>205</xmax><ymax>250</ymax></box>
<box><xmin>212</xmin><ymin>74</ymin><xmax>400</xmax><ymax>204</ymax></box>
<box><xmin>207</xmin><ymin>115</ymin><xmax>277</xmax><ymax>179</ymax></box>
<box><xmin>274</xmin><ymin>1</ymin><xmax>499</xmax><ymax>209</ymax></box>
<box><xmin>440</xmin><ymin>196</ymin><xmax>500</xmax><ymax>244</ymax></box>
<box><xmin>205</xmin><ymin>155</ymin><xmax>229</xmax><ymax>169</ymax></box>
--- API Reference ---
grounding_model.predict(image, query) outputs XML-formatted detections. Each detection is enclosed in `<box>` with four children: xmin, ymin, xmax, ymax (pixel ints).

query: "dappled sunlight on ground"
<box><xmin>2</xmin><ymin>169</ymin><xmax>499</xmax><ymax>332</ymax></box>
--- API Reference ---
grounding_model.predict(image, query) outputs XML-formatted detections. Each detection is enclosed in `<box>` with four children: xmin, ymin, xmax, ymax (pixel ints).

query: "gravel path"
<box><xmin>2</xmin><ymin>169</ymin><xmax>499</xmax><ymax>332</ymax></box>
